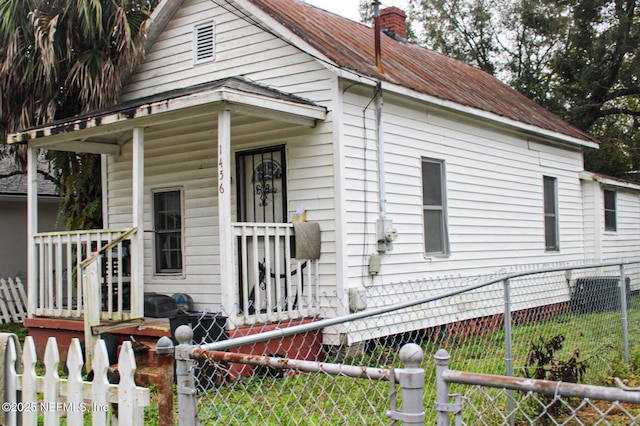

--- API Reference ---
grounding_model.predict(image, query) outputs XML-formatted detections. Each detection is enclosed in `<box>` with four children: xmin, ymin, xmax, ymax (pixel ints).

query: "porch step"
<box><xmin>224</xmin><ymin>319</ymin><xmax>325</xmax><ymax>378</ymax></box>
<box><xmin>24</xmin><ymin>316</ymin><xmax>172</xmax><ymax>360</ymax></box>
<box><xmin>25</xmin><ymin>317</ymin><xmax>325</xmax><ymax>379</ymax></box>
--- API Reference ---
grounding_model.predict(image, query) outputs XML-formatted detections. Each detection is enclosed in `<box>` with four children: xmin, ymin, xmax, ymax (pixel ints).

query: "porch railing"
<box><xmin>232</xmin><ymin>222</ymin><xmax>320</xmax><ymax>324</ymax></box>
<box><xmin>30</xmin><ymin>228</ymin><xmax>134</xmax><ymax>321</ymax></box>
<box><xmin>30</xmin><ymin>224</ymin><xmax>319</xmax><ymax>325</ymax></box>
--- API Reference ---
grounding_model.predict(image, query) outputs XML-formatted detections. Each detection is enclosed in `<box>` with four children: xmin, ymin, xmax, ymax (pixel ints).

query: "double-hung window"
<box><xmin>154</xmin><ymin>189</ymin><xmax>183</xmax><ymax>274</ymax></box>
<box><xmin>604</xmin><ymin>189</ymin><xmax>617</xmax><ymax>232</ymax></box>
<box><xmin>422</xmin><ymin>158</ymin><xmax>449</xmax><ymax>255</ymax></box>
<box><xmin>543</xmin><ymin>176</ymin><xmax>559</xmax><ymax>251</ymax></box>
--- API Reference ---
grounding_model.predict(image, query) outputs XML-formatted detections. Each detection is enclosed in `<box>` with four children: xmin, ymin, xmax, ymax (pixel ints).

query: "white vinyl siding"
<box><xmin>340</xmin><ymin>88</ymin><xmax>586</xmax><ymax>285</ymax></box>
<box><xmin>601</xmin><ymin>187</ymin><xmax>640</xmax><ymax>261</ymax></box>
<box><xmin>112</xmin><ymin>0</ymin><xmax>338</xmax><ymax>309</ymax></box>
<box><xmin>106</xmin><ymin>114</ymin><xmax>336</xmax><ymax>308</ymax></box>
<box><xmin>121</xmin><ymin>0</ymin><xmax>330</xmax><ymax>102</ymax></box>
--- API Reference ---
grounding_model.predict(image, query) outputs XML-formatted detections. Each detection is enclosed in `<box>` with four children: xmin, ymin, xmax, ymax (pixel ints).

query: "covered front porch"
<box><xmin>9</xmin><ymin>77</ymin><xmax>328</xmax><ymax>355</ymax></box>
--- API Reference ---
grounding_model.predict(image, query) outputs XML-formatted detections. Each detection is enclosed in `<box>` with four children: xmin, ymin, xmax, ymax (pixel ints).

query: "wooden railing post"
<box><xmin>83</xmin><ymin>260</ymin><xmax>101</xmax><ymax>372</ymax></box>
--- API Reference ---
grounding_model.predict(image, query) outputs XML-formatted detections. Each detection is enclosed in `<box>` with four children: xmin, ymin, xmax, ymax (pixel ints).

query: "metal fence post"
<box><xmin>620</xmin><ymin>263</ymin><xmax>630</xmax><ymax>364</ymax></box>
<box><xmin>174</xmin><ymin>325</ymin><xmax>199</xmax><ymax>426</ymax></box>
<box><xmin>386</xmin><ymin>343</ymin><xmax>425</xmax><ymax>424</ymax></box>
<box><xmin>435</xmin><ymin>349</ymin><xmax>451</xmax><ymax>426</ymax></box>
<box><xmin>397</xmin><ymin>343</ymin><xmax>425</xmax><ymax>425</ymax></box>
<box><xmin>155</xmin><ymin>336</ymin><xmax>176</xmax><ymax>426</ymax></box>
<box><xmin>503</xmin><ymin>278</ymin><xmax>515</xmax><ymax>425</ymax></box>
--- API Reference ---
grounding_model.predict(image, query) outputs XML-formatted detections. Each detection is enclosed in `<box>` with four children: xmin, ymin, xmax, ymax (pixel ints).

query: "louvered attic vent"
<box><xmin>194</xmin><ymin>21</ymin><xmax>215</xmax><ymax>64</ymax></box>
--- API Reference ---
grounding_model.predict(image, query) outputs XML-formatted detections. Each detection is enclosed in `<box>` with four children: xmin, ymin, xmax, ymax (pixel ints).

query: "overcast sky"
<box><xmin>302</xmin><ymin>0</ymin><xmax>410</xmax><ymax>21</ymax></box>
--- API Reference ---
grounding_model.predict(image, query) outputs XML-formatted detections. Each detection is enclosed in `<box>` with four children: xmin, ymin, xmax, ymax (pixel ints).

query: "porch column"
<box><xmin>26</xmin><ymin>146</ymin><xmax>38</xmax><ymax>317</ymax></box>
<box><xmin>131</xmin><ymin>127</ymin><xmax>145</xmax><ymax>318</ymax></box>
<box><xmin>218</xmin><ymin>109</ymin><xmax>234</xmax><ymax>315</ymax></box>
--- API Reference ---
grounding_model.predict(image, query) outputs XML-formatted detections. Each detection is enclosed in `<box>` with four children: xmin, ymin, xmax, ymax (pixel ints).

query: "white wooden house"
<box><xmin>8</xmin><ymin>0</ymin><xmax>640</xmax><ymax>349</ymax></box>
<box><xmin>581</xmin><ymin>172</ymin><xmax>640</xmax><ymax>263</ymax></box>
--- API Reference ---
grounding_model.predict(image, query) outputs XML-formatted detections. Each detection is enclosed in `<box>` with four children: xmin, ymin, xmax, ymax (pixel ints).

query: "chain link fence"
<box><xmin>435</xmin><ymin>348</ymin><xmax>640</xmax><ymax>425</ymax></box>
<box><xmin>168</xmin><ymin>259</ymin><xmax>640</xmax><ymax>425</ymax></box>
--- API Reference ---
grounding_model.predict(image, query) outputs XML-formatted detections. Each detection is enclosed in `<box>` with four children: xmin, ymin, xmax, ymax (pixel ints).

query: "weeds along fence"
<box><xmin>167</xmin><ymin>259</ymin><xmax>640</xmax><ymax>425</ymax></box>
<box><xmin>434</xmin><ymin>349</ymin><xmax>640</xmax><ymax>425</ymax></box>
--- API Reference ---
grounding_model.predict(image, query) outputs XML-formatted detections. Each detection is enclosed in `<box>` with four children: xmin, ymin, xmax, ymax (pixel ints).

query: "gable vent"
<box><xmin>194</xmin><ymin>21</ymin><xmax>215</xmax><ymax>64</ymax></box>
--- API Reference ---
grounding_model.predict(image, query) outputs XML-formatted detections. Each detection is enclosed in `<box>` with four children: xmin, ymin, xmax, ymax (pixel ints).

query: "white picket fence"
<box><xmin>0</xmin><ymin>277</ymin><xmax>27</xmax><ymax>323</ymax></box>
<box><xmin>2</xmin><ymin>334</ymin><xmax>150</xmax><ymax>426</ymax></box>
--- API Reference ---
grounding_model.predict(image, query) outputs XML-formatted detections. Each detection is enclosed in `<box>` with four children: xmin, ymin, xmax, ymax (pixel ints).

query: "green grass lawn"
<box><xmin>3</xmin><ymin>297</ymin><xmax>640</xmax><ymax>425</ymax></box>
<box><xmin>195</xmin><ymin>297</ymin><xmax>640</xmax><ymax>425</ymax></box>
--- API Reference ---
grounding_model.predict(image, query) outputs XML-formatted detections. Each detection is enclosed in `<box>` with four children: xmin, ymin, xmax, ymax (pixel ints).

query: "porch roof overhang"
<box><xmin>7</xmin><ymin>77</ymin><xmax>328</xmax><ymax>154</ymax></box>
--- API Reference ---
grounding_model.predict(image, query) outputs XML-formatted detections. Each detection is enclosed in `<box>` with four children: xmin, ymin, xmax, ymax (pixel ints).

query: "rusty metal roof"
<box><xmin>249</xmin><ymin>0</ymin><xmax>596</xmax><ymax>144</ymax></box>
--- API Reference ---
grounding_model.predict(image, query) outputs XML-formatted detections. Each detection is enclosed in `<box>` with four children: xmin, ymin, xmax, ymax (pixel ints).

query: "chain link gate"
<box><xmin>158</xmin><ymin>326</ymin><xmax>426</xmax><ymax>425</ymax></box>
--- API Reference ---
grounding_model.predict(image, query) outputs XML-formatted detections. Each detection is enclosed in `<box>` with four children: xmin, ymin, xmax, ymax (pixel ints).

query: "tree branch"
<box><xmin>598</xmin><ymin>107</ymin><xmax>640</xmax><ymax>118</ymax></box>
<box><xmin>605</xmin><ymin>87</ymin><xmax>640</xmax><ymax>101</ymax></box>
<box><xmin>0</xmin><ymin>169</ymin><xmax>56</xmax><ymax>182</ymax></box>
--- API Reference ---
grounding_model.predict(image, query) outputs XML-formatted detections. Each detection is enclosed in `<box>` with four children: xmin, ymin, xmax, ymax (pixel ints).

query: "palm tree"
<box><xmin>0</xmin><ymin>0</ymin><xmax>158</xmax><ymax>228</ymax></box>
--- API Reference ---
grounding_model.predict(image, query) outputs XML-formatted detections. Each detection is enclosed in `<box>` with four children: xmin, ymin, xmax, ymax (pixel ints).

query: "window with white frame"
<box><xmin>604</xmin><ymin>188</ymin><xmax>617</xmax><ymax>232</ymax></box>
<box><xmin>153</xmin><ymin>189</ymin><xmax>183</xmax><ymax>274</ymax></box>
<box><xmin>193</xmin><ymin>21</ymin><xmax>215</xmax><ymax>65</ymax></box>
<box><xmin>543</xmin><ymin>176</ymin><xmax>559</xmax><ymax>251</ymax></box>
<box><xmin>422</xmin><ymin>158</ymin><xmax>449</xmax><ymax>255</ymax></box>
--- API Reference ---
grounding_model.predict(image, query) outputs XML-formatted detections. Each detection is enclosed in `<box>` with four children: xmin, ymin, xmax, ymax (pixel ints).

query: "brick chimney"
<box><xmin>379</xmin><ymin>7</ymin><xmax>407</xmax><ymax>40</ymax></box>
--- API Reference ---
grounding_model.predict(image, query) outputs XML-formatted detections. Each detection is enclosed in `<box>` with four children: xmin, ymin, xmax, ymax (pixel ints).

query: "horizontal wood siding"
<box><xmin>107</xmin><ymin>116</ymin><xmax>336</xmax><ymax>310</ymax></box>
<box><xmin>110</xmin><ymin>0</ymin><xmax>338</xmax><ymax>310</ymax></box>
<box><xmin>581</xmin><ymin>179</ymin><xmax>598</xmax><ymax>259</ymax></box>
<box><xmin>121</xmin><ymin>0</ymin><xmax>328</xmax><ymax>102</ymax></box>
<box><xmin>341</xmin><ymin>89</ymin><xmax>586</xmax><ymax>286</ymax></box>
<box><xmin>338</xmin><ymin>88</ymin><xmax>588</xmax><ymax>343</ymax></box>
<box><xmin>602</xmin><ymin>187</ymin><xmax>640</xmax><ymax>260</ymax></box>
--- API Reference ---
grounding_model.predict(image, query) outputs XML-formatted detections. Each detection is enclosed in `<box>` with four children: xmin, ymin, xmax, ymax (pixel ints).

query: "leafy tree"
<box><xmin>0</xmin><ymin>0</ymin><xmax>157</xmax><ymax>228</ymax></box>
<box><xmin>408</xmin><ymin>0</ymin><xmax>640</xmax><ymax>179</ymax></box>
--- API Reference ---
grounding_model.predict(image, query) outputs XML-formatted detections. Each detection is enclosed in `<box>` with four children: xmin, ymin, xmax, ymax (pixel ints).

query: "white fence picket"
<box><xmin>0</xmin><ymin>278</ymin><xmax>18</xmax><ymax>323</ymax></box>
<box><xmin>21</xmin><ymin>337</ymin><xmax>38</xmax><ymax>425</ymax></box>
<box><xmin>92</xmin><ymin>339</ymin><xmax>111</xmax><ymax>426</ymax></box>
<box><xmin>3</xmin><ymin>336</ymin><xmax>18</xmax><ymax>426</ymax></box>
<box><xmin>0</xmin><ymin>277</ymin><xmax>28</xmax><ymax>323</ymax></box>
<box><xmin>9</xmin><ymin>277</ymin><xmax>28</xmax><ymax>321</ymax></box>
<box><xmin>43</xmin><ymin>337</ymin><xmax>61</xmax><ymax>426</ymax></box>
<box><xmin>0</xmin><ymin>280</ymin><xmax>10</xmax><ymax>323</ymax></box>
<box><xmin>66</xmin><ymin>338</ymin><xmax>85</xmax><ymax>425</ymax></box>
<box><xmin>117</xmin><ymin>341</ymin><xmax>149</xmax><ymax>426</ymax></box>
<box><xmin>1</xmin><ymin>334</ymin><xmax>150</xmax><ymax>426</ymax></box>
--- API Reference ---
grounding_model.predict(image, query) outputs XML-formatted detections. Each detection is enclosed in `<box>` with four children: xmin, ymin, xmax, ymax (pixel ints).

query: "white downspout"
<box><xmin>375</xmin><ymin>82</ymin><xmax>386</xmax><ymax>219</ymax></box>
